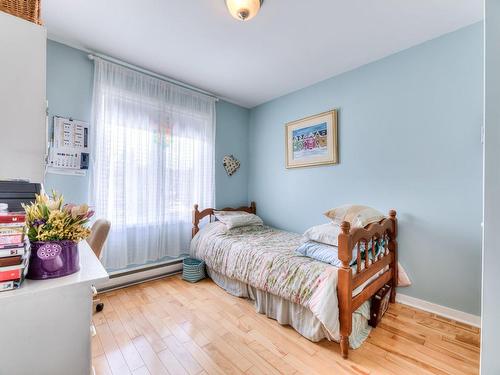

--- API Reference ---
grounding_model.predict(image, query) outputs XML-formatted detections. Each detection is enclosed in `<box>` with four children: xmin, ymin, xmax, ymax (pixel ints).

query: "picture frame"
<box><xmin>285</xmin><ymin>109</ymin><xmax>338</xmax><ymax>168</ymax></box>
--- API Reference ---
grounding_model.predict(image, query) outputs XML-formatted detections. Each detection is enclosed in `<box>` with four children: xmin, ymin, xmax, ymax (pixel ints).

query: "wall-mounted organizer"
<box><xmin>46</xmin><ymin>116</ymin><xmax>89</xmax><ymax>176</ymax></box>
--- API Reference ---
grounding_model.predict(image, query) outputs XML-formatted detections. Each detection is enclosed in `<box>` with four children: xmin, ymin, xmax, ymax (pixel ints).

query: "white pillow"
<box><xmin>323</xmin><ymin>204</ymin><xmax>385</xmax><ymax>228</ymax></box>
<box><xmin>213</xmin><ymin>211</ymin><xmax>263</xmax><ymax>229</ymax></box>
<box><xmin>303</xmin><ymin>223</ymin><xmax>341</xmax><ymax>246</ymax></box>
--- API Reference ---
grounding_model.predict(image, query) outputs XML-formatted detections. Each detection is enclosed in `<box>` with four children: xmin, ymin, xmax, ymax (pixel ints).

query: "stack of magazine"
<box><xmin>0</xmin><ymin>213</ymin><xmax>29</xmax><ymax>292</ymax></box>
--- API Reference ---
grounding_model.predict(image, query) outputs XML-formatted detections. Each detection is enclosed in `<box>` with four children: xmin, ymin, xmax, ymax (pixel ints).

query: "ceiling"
<box><xmin>43</xmin><ymin>0</ymin><xmax>483</xmax><ymax>108</ymax></box>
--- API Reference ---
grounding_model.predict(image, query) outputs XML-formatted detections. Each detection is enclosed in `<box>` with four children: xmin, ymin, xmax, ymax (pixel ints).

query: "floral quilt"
<box><xmin>191</xmin><ymin>222</ymin><xmax>333</xmax><ymax>305</ymax></box>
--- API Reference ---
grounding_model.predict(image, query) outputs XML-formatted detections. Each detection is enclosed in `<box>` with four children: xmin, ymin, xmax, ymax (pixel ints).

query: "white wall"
<box><xmin>0</xmin><ymin>12</ymin><xmax>46</xmax><ymax>183</ymax></box>
<box><xmin>481</xmin><ymin>1</ymin><xmax>500</xmax><ymax>373</ymax></box>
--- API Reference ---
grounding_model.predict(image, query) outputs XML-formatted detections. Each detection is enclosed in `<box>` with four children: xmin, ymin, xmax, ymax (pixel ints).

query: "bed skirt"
<box><xmin>207</xmin><ymin>267</ymin><xmax>372</xmax><ymax>349</ymax></box>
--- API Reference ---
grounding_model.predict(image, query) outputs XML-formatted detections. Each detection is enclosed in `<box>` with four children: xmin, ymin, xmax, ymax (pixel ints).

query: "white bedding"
<box><xmin>207</xmin><ymin>267</ymin><xmax>372</xmax><ymax>348</ymax></box>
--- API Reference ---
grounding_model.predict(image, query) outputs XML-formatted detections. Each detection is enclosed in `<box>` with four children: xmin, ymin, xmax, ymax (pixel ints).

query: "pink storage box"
<box><xmin>0</xmin><ymin>234</ymin><xmax>24</xmax><ymax>245</ymax></box>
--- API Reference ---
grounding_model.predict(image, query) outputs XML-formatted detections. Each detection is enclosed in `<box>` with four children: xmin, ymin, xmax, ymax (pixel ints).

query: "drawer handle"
<box><xmin>91</xmin><ymin>286</ymin><xmax>97</xmax><ymax>296</ymax></box>
<box><xmin>90</xmin><ymin>324</ymin><xmax>97</xmax><ymax>337</ymax></box>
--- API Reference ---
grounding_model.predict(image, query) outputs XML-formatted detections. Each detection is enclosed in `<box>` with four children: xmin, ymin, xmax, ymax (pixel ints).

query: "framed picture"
<box><xmin>285</xmin><ymin>109</ymin><xmax>338</xmax><ymax>168</ymax></box>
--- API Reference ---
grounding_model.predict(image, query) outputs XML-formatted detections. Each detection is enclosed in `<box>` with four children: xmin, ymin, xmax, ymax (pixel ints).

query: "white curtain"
<box><xmin>90</xmin><ymin>58</ymin><xmax>215</xmax><ymax>270</ymax></box>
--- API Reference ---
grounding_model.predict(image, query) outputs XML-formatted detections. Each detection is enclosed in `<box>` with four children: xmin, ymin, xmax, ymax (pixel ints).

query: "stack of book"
<box><xmin>0</xmin><ymin>213</ymin><xmax>29</xmax><ymax>292</ymax></box>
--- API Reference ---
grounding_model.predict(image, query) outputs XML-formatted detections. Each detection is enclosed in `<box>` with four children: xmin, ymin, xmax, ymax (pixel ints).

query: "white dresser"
<box><xmin>0</xmin><ymin>242</ymin><xmax>108</xmax><ymax>375</ymax></box>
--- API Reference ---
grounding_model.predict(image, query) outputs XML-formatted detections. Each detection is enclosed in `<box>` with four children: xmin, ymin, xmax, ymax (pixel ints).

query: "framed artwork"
<box><xmin>285</xmin><ymin>109</ymin><xmax>338</xmax><ymax>168</ymax></box>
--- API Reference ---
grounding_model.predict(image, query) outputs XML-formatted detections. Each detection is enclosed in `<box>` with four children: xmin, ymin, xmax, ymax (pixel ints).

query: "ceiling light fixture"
<box><xmin>225</xmin><ymin>0</ymin><xmax>263</xmax><ymax>21</ymax></box>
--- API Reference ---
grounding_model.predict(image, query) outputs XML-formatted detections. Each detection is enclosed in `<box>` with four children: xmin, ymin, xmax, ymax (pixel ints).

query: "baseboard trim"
<box><xmin>396</xmin><ymin>293</ymin><xmax>481</xmax><ymax>328</ymax></box>
<box><xmin>107</xmin><ymin>258</ymin><xmax>184</xmax><ymax>278</ymax></box>
<box><xmin>97</xmin><ymin>262</ymin><xmax>183</xmax><ymax>292</ymax></box>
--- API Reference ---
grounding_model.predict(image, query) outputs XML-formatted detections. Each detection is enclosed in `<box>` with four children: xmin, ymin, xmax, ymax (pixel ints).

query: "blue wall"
<box><xmin>214</xmin><ymin>100</ymin><xmax>249</xmax><ymax>207</ymax></box>
<box><xmin>248</xmin><ymin>23</ymin><xmax>483</xmax><ymax>315</ymax></box>
<box><xmin>44</xmin><ymin>40</ymin><xmax>250</xmax><ymax>208</ymax></box>
<box><xmin>482</xmin><ymin>1</ymin><xmax>500</xmax><ymax>372</ymax></box>
<box><xmin>44</xmin><ymin>41</ymin><xmax>93</xmax><ymax>204</ymax></box>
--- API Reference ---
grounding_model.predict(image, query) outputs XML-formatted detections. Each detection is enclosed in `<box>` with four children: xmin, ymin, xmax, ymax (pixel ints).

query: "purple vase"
<box><xmin>26</xmin><ymin>240</ymin><xmax>80</xmax><ymax>280</ymax></box>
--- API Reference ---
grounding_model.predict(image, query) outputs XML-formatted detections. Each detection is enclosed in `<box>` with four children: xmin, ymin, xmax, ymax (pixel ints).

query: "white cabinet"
<box><xmin>0</xmin><ymin>242</ymin><xmax>109</xmax><ymax>375</ymax></box>
<box><xmin>0</xmin><ymin>11</ymin><xmax>47</xmax><ymax>183</ymax></box>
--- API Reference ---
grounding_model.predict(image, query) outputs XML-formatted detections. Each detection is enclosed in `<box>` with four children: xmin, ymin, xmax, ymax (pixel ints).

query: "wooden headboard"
<box><xmin>192</xmin><ymin>202</ymin><xmax>256</xmax><ymax>237</ymax></box>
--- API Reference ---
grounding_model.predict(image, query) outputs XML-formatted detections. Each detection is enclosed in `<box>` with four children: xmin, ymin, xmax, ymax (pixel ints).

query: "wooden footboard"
<box><xmin>337</xmin><ymin>210</ymin><xmax>398</xmax><ymax>359</ymax></box>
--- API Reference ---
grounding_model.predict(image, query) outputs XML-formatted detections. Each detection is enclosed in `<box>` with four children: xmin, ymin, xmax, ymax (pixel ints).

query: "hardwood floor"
<box><xmin>92</xmin><ymin>275</ymin><xmax>480</xmax><ymax>375</ymax></box>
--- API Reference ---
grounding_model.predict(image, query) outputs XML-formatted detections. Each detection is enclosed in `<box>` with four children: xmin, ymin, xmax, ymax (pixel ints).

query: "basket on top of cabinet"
<box><xmin>0</xmin><ymin>0</ymin><xmax>42</xmax><ymax>25</ymax></box>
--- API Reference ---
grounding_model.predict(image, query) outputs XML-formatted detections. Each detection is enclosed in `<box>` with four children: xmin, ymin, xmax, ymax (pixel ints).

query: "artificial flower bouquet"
<box><xmin>22</xmin><ymin>192</ymin><xmax>94</xmax><ymax>280</ymax></box>
<box><xmin>23</xmin><ymin>192</ymin><xmax>93</xmax><ymax>242</ymax></box>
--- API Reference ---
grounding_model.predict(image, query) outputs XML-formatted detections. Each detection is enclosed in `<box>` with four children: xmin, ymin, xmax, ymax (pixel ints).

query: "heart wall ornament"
<box><xmin>223</xmin><ymin>155</ymin><xmax>240</xmax><ymax>176</ymax></box>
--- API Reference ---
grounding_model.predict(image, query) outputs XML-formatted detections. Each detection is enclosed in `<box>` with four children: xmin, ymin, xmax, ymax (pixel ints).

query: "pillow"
<box><xmin>213</xmin><ymin>210</ymin><xmax>263</xmax><ymax>229</ymax></box>
<box><xmin>323</xmin><ymin>204</ymin><xmax>385</xmax><ymax>228</ymax></box>
<box><xmin>303</xmin><ymin>223</ymin><xmax>341</xmax><ymax>246</ymax></box>
<box><xmin>295</xmin><ymin>241</ymin><xmax>350</xmax><ymax>268</ymax></box>
<box><xmin>295</xmin><ymin>241</ymin><xmax>340</xmax><ymax>267</ymax></box>
<box><xmin>296</xmin><ymin>240</ymin><xmax>385</xmax><ymax>268</ymax></box>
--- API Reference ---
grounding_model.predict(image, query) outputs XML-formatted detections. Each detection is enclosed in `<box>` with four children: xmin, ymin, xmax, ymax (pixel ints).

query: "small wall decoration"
<box><xmin>223</xmin><ymin>155</ymin><xmax>240</xmax><ymax>176</ymax></box>
<box><xmin>285</xmin><ymin>109</ymin><xmax>338</xmax><ymax>168</ymax></box>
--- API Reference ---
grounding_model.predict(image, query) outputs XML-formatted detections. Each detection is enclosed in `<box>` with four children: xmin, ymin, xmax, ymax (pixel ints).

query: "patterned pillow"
<box><xmin>323</xmin><ymin>205</ymin><xmax>385</xmax><ymax>228</ymax></box>
<box><xmin>295</xmin><ymin>241</ymin><xmax>353</xmax><ymax>267</ymax></box>
<box><xmin>296</xmin><ymin>240</ymin><xmax>385</xmax><ymax>268</ymax></box>
<box><xmin>213</xmin><ymin>211</ymin><xmax>263</xmax><ymax>229</ymax></box>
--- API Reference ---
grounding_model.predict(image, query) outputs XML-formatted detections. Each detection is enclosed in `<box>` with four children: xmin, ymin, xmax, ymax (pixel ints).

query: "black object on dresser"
<box><xmin>0</xmin><ymin>181</ymin><xmax>42</xmax><ymax>212</ymax></box>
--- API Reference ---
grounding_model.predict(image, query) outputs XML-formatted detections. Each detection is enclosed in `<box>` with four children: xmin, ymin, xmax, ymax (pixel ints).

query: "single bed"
<box><xmin>190</xmin><ymin>202</ymin><xmax>398</xmax><ymax>359</ymax></box>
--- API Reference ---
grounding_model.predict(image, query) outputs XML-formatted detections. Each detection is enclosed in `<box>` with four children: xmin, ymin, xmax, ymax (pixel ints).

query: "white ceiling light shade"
<box><xmin>225</xmin><ymin>0</ymin><xmax>263</xmax><ymax>21</ymax></box>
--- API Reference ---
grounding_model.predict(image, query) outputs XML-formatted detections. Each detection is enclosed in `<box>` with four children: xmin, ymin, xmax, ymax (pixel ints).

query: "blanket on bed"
<box><xmin>190</xmin><ymin>222</ymin><xmax>371</xmax><ymax>346</ymax></box>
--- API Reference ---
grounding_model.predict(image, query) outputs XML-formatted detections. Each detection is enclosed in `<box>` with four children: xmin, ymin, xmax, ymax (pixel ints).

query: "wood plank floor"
<box><xmin>92</xmin><ymin>275</ymin><xmax>480</xmax><ymax>375</ymax></box>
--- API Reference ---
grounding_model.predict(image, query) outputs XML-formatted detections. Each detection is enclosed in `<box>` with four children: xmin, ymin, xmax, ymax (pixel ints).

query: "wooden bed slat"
<box><xmin>352</xmin><ymin>269</ymin><xmax>392</xmax><ymax>311</ymax></box>
<box><xmin>352</xmin><ymin>252</ymin><xmax>393</xmax><ymax>289</ymax></box>
<box><xmin>350</xmin><ymin>219</ymin><xmax>394</xmax><ymax>245</ymax></box>
<box><xmin>356</xmin><ymin>243</ymin><xmax>361</xmax><ymax>273</ymax></box>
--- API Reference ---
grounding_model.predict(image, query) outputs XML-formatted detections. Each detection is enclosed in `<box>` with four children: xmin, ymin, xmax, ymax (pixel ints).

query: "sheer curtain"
<box><xmin>90</xmin><ymin>58</ymin><xmax>215</xmax><ymax>270</ymax></box>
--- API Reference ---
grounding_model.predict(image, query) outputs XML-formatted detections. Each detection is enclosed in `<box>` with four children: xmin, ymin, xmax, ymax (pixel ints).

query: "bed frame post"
<box><xmin>388</xmin><ymin>209</ymin><xmax>398</xmax><ymax>303</ymax></box>
<box><xmin>250</xmin><ymin>201</ymin><xmax>256</xmax><ymax>214</ymax></box>
<box><xmin>192</xmin><ymin>204</ymin><xmax>200</xmax><ymax>238</ymax></box>
<box><xmin>338</xmin><ymin>221</ymin><xmax>353</xmax><ymax>359</ymax></box>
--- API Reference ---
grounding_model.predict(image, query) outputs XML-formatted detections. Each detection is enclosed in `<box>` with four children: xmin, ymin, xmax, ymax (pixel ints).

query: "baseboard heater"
<box><xmin>97</xmin><ymin>258</ymin><xmax>184</xmax><ymax>292</ymax></box>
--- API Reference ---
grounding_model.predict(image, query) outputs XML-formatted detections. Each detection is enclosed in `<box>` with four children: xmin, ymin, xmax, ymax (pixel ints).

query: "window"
<box><xmin>90</xmin><ymin>58</ymin><xmax>215</xmax><ymax>270</ymax></box>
